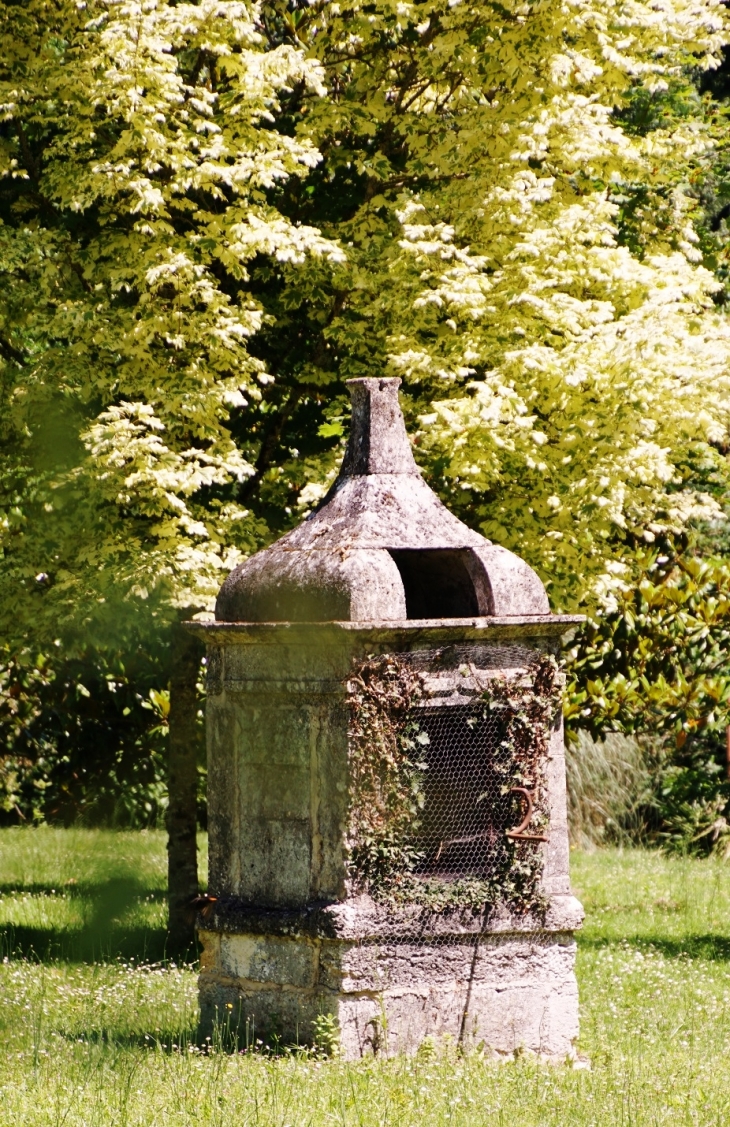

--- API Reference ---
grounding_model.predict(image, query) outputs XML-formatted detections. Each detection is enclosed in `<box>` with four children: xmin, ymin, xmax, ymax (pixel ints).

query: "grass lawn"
<box><xmin>0</xmin><ymin>830</ymin><xmax>729</xmax><ymax>1125</ymax></box>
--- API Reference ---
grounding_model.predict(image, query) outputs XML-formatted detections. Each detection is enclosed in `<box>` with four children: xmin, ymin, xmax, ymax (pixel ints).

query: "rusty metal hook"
<box><xmin>506</xmin><ymin>786</ymin><xmax>549</xmax><ymax>842</ymax></box>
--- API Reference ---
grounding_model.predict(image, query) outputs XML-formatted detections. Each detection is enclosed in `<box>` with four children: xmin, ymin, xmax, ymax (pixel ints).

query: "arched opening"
<box><xmin>388</xmin><ymin>549</ymin><xmax>480</xmax><ymax>619</ymax></box>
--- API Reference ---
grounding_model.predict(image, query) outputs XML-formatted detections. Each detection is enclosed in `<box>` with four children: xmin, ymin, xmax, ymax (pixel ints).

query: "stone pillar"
<box><xmin>191</xmin><ymin>619</ymin><xmax>583</xmax><ymax>1060</ymax></box>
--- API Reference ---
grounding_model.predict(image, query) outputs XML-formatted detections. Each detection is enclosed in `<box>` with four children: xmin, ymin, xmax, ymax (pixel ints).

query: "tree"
<box><xmin>0</xmin><ymin>0</ymin><xmax>341</xmax><ymax>943</ymax></box>
<box><xmin>244</xmin><ymin>0</ymin><xmax>730</xmax><ymax>610</ymax></box>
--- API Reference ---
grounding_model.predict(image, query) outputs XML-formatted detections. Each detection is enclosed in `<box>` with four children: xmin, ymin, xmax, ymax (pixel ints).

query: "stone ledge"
<box><xmin>197</xmin><ymin>893</ymin><xmax>584</xmax><ymax>941</ymax></box>
<box><xmin>199</xmin><ymin>967</ymin><xmax>323</xmax><ymax>996</ymax></box>
<box><xmin>185</xmin><ymin>616</ymin><xmax>584</xmax><ymax>647</ymax></box>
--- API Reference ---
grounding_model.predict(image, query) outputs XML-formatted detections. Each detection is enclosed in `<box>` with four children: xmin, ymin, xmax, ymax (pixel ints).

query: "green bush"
<box><xmin>565</xmin><ymin>538</ymin><xmax>730</xmax><ymax>855</ymax></box>
<box><xmin>0</xmin><ymin>644</ymin><xmax>206</xmax><ymax>829</ymax></box>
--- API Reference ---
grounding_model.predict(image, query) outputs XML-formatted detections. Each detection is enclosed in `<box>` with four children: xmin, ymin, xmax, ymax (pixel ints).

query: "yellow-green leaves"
<box><xmin>3</xmin><ymin>0</ymin><xmax>730</xmax><ymax>644</ymax></box>
<box><xmin>0</xmin><ymin>0</ymin><xmax>339</xmax><ymax>633</ymax></box>
<box><xmin>273</xmin><ymin>0</ymin><xmax>730</xmax><ymax>610</ymax></box>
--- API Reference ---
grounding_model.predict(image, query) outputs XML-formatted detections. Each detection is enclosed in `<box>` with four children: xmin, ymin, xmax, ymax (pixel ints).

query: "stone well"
<box><xmin>189</xmin><ymin>377</ymin><xmax>583</xmax><ymax>1059</ymax></box>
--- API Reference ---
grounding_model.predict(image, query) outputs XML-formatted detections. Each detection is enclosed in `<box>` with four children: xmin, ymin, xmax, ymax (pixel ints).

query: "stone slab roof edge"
<box><xmin>186</xmin><ymin>615</ymin><xmax>585</xmax><ymax>644</ymax></box>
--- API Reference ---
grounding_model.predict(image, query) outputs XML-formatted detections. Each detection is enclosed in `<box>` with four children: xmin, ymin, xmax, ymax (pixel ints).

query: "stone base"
<box><xmin>198</xmin><ymin>928</ymin><xmax>579</xmax><ymax>1060</ymax></box>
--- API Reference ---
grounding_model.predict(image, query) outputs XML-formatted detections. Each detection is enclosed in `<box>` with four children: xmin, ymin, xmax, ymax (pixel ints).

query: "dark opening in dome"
<box><xmin>388</xmin><ymin>549</ymin><xmax>480</xmax><ymax>619</ymax></box>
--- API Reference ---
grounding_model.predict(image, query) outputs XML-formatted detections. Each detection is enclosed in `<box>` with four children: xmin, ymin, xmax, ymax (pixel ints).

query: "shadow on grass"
<box><xmin>0</xmin><ymin>876</ymin><xmax>197</xmax><ymax>964</ymax></box>
<box><xmin>0</xmin><ymin>881</ymin><xmax>165</xmax><ymax>901</ymax></box>
<box><xmin>579</xmin><ymin>933</ymin><xmax>730</xmax><ymax>961</ymax></box>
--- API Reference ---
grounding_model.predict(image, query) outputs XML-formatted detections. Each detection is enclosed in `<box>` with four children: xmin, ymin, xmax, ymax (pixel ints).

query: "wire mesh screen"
<box><xmin>410</xmin><ymin>704</ymin><xmax>528</xmax><ymax>883</ymax></box>
<box><xmin>347</xmin><ymin>653</ymin><xmax>556</xmax><ymax>913</ymax></box>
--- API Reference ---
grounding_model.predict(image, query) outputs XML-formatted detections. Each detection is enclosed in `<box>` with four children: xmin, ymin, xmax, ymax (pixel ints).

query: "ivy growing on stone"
<box><xmin>346</xmin><ymin>654</ymin><xmax>426</xmax><ymax>892</ymax></box>
<box><xmin>347</xmin><ymin>652</ymin><xmax>562</xmax><ymax>916</ymax></box>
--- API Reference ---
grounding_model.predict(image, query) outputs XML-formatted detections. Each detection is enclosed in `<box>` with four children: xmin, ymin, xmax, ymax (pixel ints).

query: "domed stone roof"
<box><xmin>215</xmin><ymin>378</ymin><xmax>549</xmax><ymax>622</ymax></box>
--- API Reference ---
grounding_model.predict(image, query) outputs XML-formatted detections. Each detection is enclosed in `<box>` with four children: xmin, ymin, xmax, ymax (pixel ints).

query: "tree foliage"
<box><xmin>253</xmin><ymin>0</ymin><xmax>730</xmax><ymax>607</ymax></box>
<box><xmin>4</xmin><ymin>1</ymin><xmax>730</xmax><ymax>831</ymax></box>
<box><xmin>567</xmin><ymin>542</ymin><xmax>730</xmax><ymax>744</ymax></box>
<box><xmin>0</xmin><ymin>0</ymin><xmax>341</xmax><ymax>641</ymax></box>
<box><xmin>0</xmin><ymin>639</ymin><xmax>175</xmax><ymax>826</ymax></box>
<box><xmin>3</xmin><ymin>0</ymin><xmax>730</xmax><ymax>629</ymax></box>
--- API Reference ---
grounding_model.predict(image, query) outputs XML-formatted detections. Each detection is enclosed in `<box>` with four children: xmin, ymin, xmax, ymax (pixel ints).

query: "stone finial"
<box><xmin>339</xmin><ymin>378</ymin><xmax>419</xmax><ymax>477</ymax></box>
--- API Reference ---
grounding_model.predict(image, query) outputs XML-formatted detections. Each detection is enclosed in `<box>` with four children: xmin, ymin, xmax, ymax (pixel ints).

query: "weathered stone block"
<box><xmin>219</xmin><ymin>934</ymin><xmax>317</xmax><ymax>988</ymax></box>
<box><xmin>198</xmin><ymin>978</ymin><xmax>327</xmax><ymax>1050</ymax></box>
<box><xmin>197</xmin><ymin>929</ymin><xmax>579</xmax><ymax>1061</ymax></box>
<box><xmin>235</xmin><ymin>818</ymin><xmax>312</xmax><ymax>907</ymax></box>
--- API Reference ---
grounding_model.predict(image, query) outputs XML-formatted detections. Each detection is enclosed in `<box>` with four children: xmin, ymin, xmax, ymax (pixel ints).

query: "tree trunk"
<box><xmin>166</xmin><ymin>621</ymin><xmax>202</xmax><ymax>951</ymax></box>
